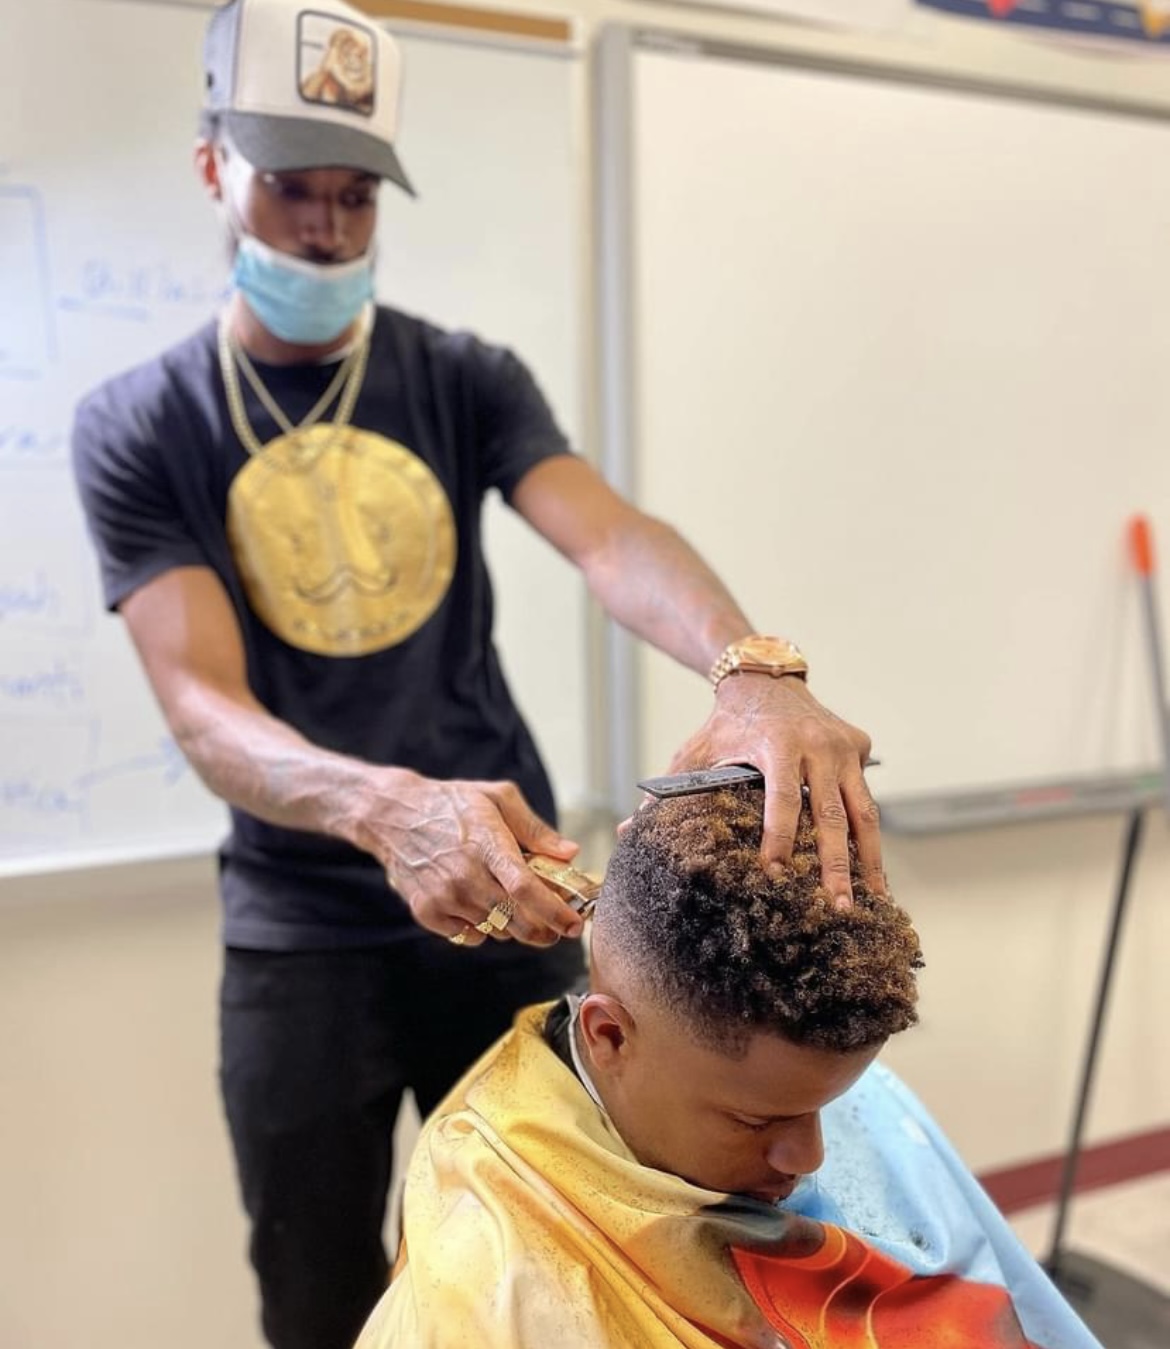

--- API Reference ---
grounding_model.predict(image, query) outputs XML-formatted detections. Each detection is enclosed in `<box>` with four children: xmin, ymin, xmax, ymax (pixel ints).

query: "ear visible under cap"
<box><xmin>194</xmin><ymin>138</ymin><xmax>224</xmax><ymax>202</ymax></box>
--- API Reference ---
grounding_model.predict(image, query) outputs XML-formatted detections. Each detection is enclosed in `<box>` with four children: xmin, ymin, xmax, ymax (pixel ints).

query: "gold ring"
<box><xmin>448</xmin><ymin>927</ymin><xmax>471</xmax><ymax>946</ymax></box>
<box><xmin>474</xmin><ymin>897</ymin><xmax>515</xmax><ymax>935</ymax></box>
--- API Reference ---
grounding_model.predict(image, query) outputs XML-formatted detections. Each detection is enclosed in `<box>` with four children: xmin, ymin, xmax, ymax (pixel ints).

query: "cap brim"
<box><xmin>223</xmin><ymin>110</ymin><xmax>415</xmax><ymax>196</ymax></box>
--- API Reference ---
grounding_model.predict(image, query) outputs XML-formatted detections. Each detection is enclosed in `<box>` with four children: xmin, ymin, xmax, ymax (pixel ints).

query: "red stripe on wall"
<box><xmin>978</xmin><ymin>1125</ymin><xmax>1170</xmax><ymax>1215</ymax></box>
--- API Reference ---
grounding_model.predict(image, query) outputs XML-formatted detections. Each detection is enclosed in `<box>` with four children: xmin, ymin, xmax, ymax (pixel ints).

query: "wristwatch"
<box><xmin>708</xmin><ymin>635</ymin><xmax>809</xmax><ymax>689</ymax></box>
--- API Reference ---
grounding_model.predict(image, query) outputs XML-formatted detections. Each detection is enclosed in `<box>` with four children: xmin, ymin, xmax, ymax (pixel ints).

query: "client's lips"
<box><xmin>748</xmin><ymin>1178</ymin><xmax>798</xmax><ymax>1204</ymax></box>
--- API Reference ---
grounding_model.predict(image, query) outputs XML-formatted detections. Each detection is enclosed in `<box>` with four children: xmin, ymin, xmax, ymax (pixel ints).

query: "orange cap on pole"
<box><xmin>1128</xmin><ymin>514</ymin><xmax>1155</xmax><ymax>578</ymax></box>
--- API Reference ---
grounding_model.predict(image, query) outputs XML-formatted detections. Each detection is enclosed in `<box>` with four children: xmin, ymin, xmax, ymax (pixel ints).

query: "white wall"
<box><xmin>880</xmin><ymin>816</ymin><xmax>1170</xmax><ymax>1169</ymax></box>
<box><xmin>0</xmin><ymin>859</ymin><xmax>263</xmax><ymax>1348</ymax></box>
<box><xmin>3</xmin><ymin>4</ymin><xmax>1169</xmax><ymax>1348</ymax></box>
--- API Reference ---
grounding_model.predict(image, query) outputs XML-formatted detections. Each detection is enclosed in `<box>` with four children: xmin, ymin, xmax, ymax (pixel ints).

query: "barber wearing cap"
<box><xmin>72</xmin><ymin>1</ymin><xmax>884</xmax><ymax>1346</ymax></box>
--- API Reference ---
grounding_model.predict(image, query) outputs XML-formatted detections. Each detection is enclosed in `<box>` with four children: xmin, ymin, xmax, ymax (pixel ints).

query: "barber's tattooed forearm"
<box><xmin>171</xmin><ymin>698</ymin><xmax>378</xmax><ymax>841</ymax></box>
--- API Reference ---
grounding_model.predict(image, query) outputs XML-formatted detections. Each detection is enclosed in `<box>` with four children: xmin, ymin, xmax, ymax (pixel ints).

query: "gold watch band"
<box><xmin>708</xmin><ymin>636</ymin><xmax>809</xmax><ymax>689</ymax></box>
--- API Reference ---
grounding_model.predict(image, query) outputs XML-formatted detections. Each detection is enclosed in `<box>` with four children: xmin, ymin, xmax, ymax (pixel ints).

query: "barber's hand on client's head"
<box><xmin>659</xmin><ymin>643</ymin><xmax>884</xmax><ymax>912</ymax></box>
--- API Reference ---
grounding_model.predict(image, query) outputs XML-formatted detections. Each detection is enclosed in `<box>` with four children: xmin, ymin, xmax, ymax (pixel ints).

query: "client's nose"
<box><xmin>765</xmin><ymin>1113</ymin><xmax>824</xmax><ymax>1178</ymax></box>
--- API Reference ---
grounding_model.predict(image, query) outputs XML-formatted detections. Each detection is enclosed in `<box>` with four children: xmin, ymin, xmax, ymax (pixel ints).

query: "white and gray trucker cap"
<box><xmin>202</xmin><ymin>0</ymin><xmax>414</xmax><ymax>195</ymax></box>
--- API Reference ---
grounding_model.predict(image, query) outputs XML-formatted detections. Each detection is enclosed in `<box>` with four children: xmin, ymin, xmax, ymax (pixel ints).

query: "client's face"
<box><xmin>581</xmin><ymin>993</ymin><xmax>879</xmax><ymax>1203</ymax></box>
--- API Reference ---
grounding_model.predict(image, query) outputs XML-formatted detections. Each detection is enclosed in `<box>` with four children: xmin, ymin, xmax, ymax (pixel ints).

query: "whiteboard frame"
<box><xmin>100</xmin><ymin>0</ymin><xmax>582</xmax><ymax>53</ymax></box>
<box><xmin>593</xmin><ymin>22</ymin><xmax>1170</xmax><ymax>824</ymax></box>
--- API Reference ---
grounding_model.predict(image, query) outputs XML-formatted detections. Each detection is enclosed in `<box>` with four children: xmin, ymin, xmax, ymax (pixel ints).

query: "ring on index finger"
<box><xmin>448</xmin><ymin>926</ymin><xmax>473</xmax><ymax>946</ymax></box>
<box><xmin>474</xmin><ymin>896</ymin><xmax>516</xmax><ymax>936</ymax></box>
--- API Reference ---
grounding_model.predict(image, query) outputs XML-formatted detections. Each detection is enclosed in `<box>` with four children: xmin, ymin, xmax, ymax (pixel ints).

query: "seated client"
<box><xmin>357</xmin><ymin>788</ymin><xmax>1102</xmax><ymax>1349</ymax></box>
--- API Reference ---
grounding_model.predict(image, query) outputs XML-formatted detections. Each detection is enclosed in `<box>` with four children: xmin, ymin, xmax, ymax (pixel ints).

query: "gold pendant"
<box><xmin>226</xmin><ymin>424</ymin><xmax>457</xmax><ymax>656</ymax></box>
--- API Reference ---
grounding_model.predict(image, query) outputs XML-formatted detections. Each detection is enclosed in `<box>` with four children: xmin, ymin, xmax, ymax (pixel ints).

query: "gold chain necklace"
<box><xmin>217</xmin><ymin>309</ymin><xmax>372</xmax><ymax>458</ymax></box>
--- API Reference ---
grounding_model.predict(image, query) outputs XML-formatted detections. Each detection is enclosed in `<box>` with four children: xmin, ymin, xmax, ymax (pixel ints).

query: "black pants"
<box><xmin>220</xmin><ymin>933</ymin><xmax>585</xmax><ymax>1349</ymax></box>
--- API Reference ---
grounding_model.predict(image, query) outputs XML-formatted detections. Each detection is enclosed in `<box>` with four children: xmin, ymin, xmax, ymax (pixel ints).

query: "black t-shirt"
<box><xmin>72</xmin><ymin>305</ymin><xmax>571</xmax><ymax>949</ymax></box>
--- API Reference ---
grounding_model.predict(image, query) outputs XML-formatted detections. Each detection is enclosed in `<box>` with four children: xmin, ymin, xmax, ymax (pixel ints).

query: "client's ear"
<box><xmin>578</xmin><ymin>994</ymin><xmax>636</xmax><ymax>1070</ymax></box>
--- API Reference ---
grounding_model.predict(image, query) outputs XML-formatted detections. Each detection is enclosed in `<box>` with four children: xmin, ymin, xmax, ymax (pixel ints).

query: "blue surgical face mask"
<box><xmin>231</xmin><ymin>233</ymin><xmax>375</xmax><ymax>345</ymax></box>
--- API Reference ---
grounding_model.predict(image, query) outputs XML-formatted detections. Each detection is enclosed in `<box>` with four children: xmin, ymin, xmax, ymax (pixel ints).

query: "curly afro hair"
<box><xmin>593</xmin><ymin>788</ymin><xmax>922</xmax><ymax>1056</ymax></box>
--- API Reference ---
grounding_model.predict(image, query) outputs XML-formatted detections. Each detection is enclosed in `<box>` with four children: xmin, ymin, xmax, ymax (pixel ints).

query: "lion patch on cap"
<box><xmin>299</xmin><ymin>18</ymin><xmax>375</xmax><ymax>116</ymax></box>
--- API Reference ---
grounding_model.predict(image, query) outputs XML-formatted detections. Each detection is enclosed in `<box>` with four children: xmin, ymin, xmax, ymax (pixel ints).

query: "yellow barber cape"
<box><xmin>356</xmin><ymin>1003</ymin><xmax>1048</xmax><ymax>1349</ymax></box>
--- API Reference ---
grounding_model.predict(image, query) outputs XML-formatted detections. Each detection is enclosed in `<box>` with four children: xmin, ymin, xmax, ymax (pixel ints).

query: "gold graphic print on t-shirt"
<box><xmin>226</xmin><ymin>425</ymin><xmax>457</xmax><ymax>656</ymax></box>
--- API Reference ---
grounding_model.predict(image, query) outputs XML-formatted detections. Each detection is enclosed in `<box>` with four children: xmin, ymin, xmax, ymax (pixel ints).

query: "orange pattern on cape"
<box><xmin>733</xmin><ymin>1224</ymin><xmax>1041</xmax><ymax>1348</ymax></box>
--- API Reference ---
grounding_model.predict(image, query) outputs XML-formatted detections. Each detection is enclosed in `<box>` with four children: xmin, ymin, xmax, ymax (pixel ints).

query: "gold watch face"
<box><xmin>733</xmin><ymin>636</ymin><xmax>806</xmax><ymax>671</ymax></box>
<box><xmin>227</xmin><ymin>424</ymin><xmax>457</xmax><ymax>656</ymax></box>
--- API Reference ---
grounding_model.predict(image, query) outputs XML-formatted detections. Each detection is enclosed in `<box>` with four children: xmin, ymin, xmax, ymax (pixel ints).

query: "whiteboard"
<box><xmin>0</xmin><ymin>0</ymin><xmax>585</xmax><ymax>875</ymax></box>
<box><xmin>601</xmin><ymin>30</ymin><xmax>1170</xmax><ymax>806</ymax></box>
